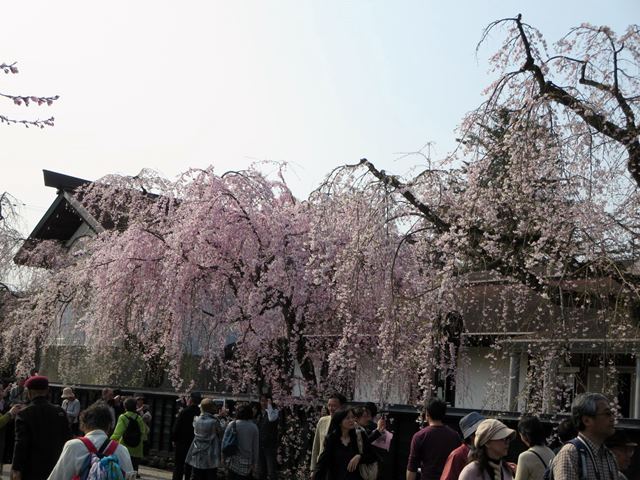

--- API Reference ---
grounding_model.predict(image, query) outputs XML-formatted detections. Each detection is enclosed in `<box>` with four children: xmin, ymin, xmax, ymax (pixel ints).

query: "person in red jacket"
<box><xmin>440</xmin><ymin>412</ymin><xmax>485</xmax><ymax>480</ymax></box>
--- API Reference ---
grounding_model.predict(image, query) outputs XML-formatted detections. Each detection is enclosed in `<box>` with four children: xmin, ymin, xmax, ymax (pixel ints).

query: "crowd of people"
<box><xmin>307</xmin><ymin>392</ymin><xmax>636</xmax><ymax>480</ymax></box>
<box><xmin>0</xmin><ymin>372</ymin><xmax>636</xmax><ymax>480</ymax></box>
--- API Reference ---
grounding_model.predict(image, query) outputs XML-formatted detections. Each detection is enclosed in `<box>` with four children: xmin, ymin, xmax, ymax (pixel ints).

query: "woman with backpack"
<box><xmin>111</xmin><ymin>397</ymin><xmax>148</xmax><ymax>477</ymax></box>
<box><xmin>185</xmin><ymin>398</ymin><xmax>225</xmax><ymax>480</ymax></box>
<box><xmin>48</xmin><ymin>403</ymin><xmax>135</xmax><ymax>480</ymax></box>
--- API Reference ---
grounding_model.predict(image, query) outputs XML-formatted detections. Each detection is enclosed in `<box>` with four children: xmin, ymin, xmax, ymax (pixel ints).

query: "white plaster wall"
<box><xmin>455</xmin><ymin>346</ymin><xmax>511</xmax><ymax>410</ymax></box>
<box><xmin>353</xmin><ymin>357</ymin><xmax>409</xmax><ymax>404</ymax></box>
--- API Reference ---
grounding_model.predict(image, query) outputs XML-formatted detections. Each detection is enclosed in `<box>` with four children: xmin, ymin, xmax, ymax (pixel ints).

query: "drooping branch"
<box><xmin>510</xmin><ymin>15</ymin><xmax>640</xmax><ymax>187</ymax></box>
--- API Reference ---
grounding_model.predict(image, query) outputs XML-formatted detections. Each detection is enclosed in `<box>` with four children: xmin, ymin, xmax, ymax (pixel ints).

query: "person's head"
<box><xmin>236</xmin><ymin>402</ymin><xmax>254</xmax><ymax>420</ymax></box>
<box><xmin>425</xmin><ymin>397</ymin><xmax>447</xmax><ymax>423</ymax></box>
<box><xmin>557</xmin><ymin>418</ymin><xmax>578</xmax><ymax>444</ymax></box>
<box><xmin>259</xmin><ymin>393</ymin><xmax>272</xmax><ymax>410</ymax></box>
<box><xmin>200</xmin><ymin>398</ymin><xmax>218</xmax><ymax>415</ymax></box>
<box><xmin>24</xmin><ymin>375</ymin><xmax>49</xmax><ymax>400</ymax></box>
<box><xmin>61</xmin><ymin>387</ymin><xmax>75</xmax><ymax>401</ymax></box>
<box><xmin>79</xmin><ymin>403</ymin><xmax>113</xmax><ymax>434</ymax></box>
<box><xmin>459</xmin><ymin>411</ymin><xmax>485</xmax><ymax>445</ymax></box>
<box><xmin>518</xmin><ymin>416</ymin><xmax>546</xmax><ymax>447</ymax></box>
<box><xmin>353</xmin><ymin>406</ymin><xmax>372</xmax><ymax>428</ymax></box>
<box><xmin>102</xmin><ymin>387</ymin><xmax>114</xmax><ymax>402</ymax></box>
<box><xmin>605</xmin><ymin>431</ymin><xmax>637</xmax><ymax>472</ymax></box>
<box><xmin>124</xmin><ymin>397</ymin><xmax>137</xmax><ymax>412</ymax></box>
<box><xmin>571</xmin><ymin>393</ymin><xmax>615</xmax><ymax>441</ymax></box>
<box><xmin>135</xmin><ymin>396</ymin><xmax>145</xmax><ymax>408</ymax></box>
<box><xmin>328</xmin><ymin>408</ymin><xmax>355</xmax><ymax>436</ymax></box>
<box><xmin>326</xmin><ymin>392</ymin><xmax>346</xmax><ymax>416</ymax></box>
<box><xmin>474</xmin><ymin>419</ymin><xmax>516</xmax><ymax>460</ymax></box>
<box><xmin>189</xmin><ymin>392</ymin><xmax>202</xmax><ymax>406</ymax></box>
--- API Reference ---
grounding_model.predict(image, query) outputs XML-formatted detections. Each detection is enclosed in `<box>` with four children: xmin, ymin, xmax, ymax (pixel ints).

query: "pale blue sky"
<box><xmin>1</xmin><ymin>0</ymin><xmax>637</xmax><ymax>233</ymax></box>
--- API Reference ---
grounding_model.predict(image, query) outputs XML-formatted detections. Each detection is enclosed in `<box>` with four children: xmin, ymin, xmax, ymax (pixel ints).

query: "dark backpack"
<box><xmin>222</xmin><ymin>420</ymin><xmax>239</xmax><ymax>457</ymax></box>
<box><xmin>544</xmin><ymin>438</ymin><xmax>588</xmax><ymax>480</ymax></box>
<box><xmin>121</xmin><ymin>414</ymin><xmax>142</xmax><ymax>446</ymax></box>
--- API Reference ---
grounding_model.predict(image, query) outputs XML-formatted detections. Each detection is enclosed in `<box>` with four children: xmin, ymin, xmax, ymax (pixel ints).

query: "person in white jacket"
<box><xmin>48</xmin><ymin>403</ymin><xmax>136</xmax><ymax>480</ymax></box>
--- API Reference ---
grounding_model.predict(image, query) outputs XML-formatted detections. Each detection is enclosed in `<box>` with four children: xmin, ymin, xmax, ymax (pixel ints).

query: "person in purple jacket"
<box><xmin>407</xmin><ymin>398</ymin><xmax>461</xmax><ymax>480</ymax></box>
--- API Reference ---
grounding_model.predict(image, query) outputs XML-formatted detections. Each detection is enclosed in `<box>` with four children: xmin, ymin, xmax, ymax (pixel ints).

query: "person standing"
<box><xmin>515</xmin><ymin>416</ymin><xmax>554</xmax><ymax>480</ymax></box>
<box><xmin>172</xmin><ymin>392</ymin><xmax>202</xmax><ymax>480</ymax></box>
<box><xmin>310</xmin><ymin>392</ymin><xmax>347</xmax><ymax>479</ymax></box>
<box><xmin>61</xmin><ymin>387</ymin><xmax>81</xmax><ymax>436</ymax></box>
<box><xmin>257</xmin><ymin>393</ymin><xmax>279</xmax><ymax>480</ymax></box>
<box><xmin>440</xmin><ymin>412</ymin><xmax>485</xmax><ymax>480</ymax></box>
<box><xmin>47</xmin><ymin>403</ymin><xmax>135</xmax><ymax>480</ymax></box>
<box><xmin>185</xmin><ymin>398</ymin><xmax>224</xmax><ymax>480</ymax></box>
<box><xmin>11</xmin><ymin>375</ymin><xmax>71</xmax><ymax>480</ymax></box>
<box><xmin>136</xmin><ymin>395</ymin><xmax>152</xmax><ymax>456</ymax></box>
<box><xmin>550</xmin><ymin>393</ymin><xmax>618</xmax><ymax>480</ymax></box>
<box><xmin>112</xmin><ymin>397</ymin><xmax>148</xmax><ymax>478</ymax></box>
<box><xmin>315</xmin><ymin>408</ymin><xmax>378</xmax><ymax>480</ymax></box>
<box><xmin>407</xmin><ymin>398</ymin><xmax>461</xmax><ymax>480</ymax></box>
<box><xmin>222</xmin><ymin>403</ymin><xmax>259</xmax><ymax>480</ymax></box>
<box><xmin>458</xmin><ymin>419</ymin><xmax>516</xmax><ymax>480</ymax></box>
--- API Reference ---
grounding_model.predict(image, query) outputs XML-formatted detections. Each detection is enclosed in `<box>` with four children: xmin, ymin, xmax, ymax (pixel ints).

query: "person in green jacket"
<box><xmin>0</xmin><ymin>404</ymin><xmax>25</xmax><ymax>430</ymax></box>
<box><xmin>111</xmin><ymin>397</ymin><xmax>149</xmax><ymax>477</ymax></box>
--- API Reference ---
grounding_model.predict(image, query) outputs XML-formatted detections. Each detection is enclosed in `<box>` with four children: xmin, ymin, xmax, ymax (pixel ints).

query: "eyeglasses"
<box><xmin>593</xmin><ymin>410</ymin><xmax>615</xmax><ymax>417</ymax></box>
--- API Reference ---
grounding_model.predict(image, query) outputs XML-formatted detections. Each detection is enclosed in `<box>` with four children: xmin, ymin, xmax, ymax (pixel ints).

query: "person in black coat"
<box><xmin>10</xmin><ymin>376</ymin><xmax>71</xmax><ymax>480</ymax></box>
<box><xmin>171</xmin><ymin>392</ymin><xmax>202</xmax><ymax>480</ymax></box>
<box><xmin>316</xmin><ymin>408</ymin><xmax>377</xmax><ymax>480</ymax></box>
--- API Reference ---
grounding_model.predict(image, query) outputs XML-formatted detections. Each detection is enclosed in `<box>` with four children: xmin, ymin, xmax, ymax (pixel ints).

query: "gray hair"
<box><xmin>571</xmin><ymin>392</ymin><xmax>609</xmax><ymax>431</ymax></box>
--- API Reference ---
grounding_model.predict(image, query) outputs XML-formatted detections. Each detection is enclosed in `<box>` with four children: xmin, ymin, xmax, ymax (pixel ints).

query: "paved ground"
<box><xmin>0</xmin><ymin>465</ymin><xmax>173</xmax><ymax>480</ymax></box>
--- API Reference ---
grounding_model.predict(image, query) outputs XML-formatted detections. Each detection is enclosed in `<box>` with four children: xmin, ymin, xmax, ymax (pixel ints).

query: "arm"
<box><xmin>406</xmin><ymin>431</ymin><xmax>421</xmax><ymax>479</ymax></box>
<box><xmin>309</xmin><ymin>418</ymin><xmax>323</xmax><ymax>473</ymax></box>
<box><xmin>252</xmin><ymin>425</ymin><xmax>260</xmax><ymax>473</ymax></box>
<box><xmin>139</xmin><ymin>416</ymin><xmax>149</xmax><ymax>441</ymax></box>
<box><xmin>111</xmin><ymin>415</ymin><xmax>125</xmax><ymax>442</ymax></box>
<box><xmin>514</xmin><ymin>452</ymin><xmax>527</xmax><ymax>480</ymax></box>
<box><xmin>358</xmin><ymin>430</ymin><xmax>378</xmax><ymax>465</ymax></box>
<box><xmin>116</xmin><ymin>445</ymin><xmax>135</xmax><ymax>475</ymax></box>
<box><xmin>0</xmin><ymin>405</ymin><xmax>22</xmax><ymax>430</ymax></box>
<box><xmin>11</xmin><ymin>414</ymin><xmax>30</xmax><ymax>474</ymax></box>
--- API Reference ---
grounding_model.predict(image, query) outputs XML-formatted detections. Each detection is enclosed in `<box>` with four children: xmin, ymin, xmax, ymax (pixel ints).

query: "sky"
<box><xmin>1</xmin><ymin>0</ymin><xmax>637</xmax><ymax>235</ymax></box>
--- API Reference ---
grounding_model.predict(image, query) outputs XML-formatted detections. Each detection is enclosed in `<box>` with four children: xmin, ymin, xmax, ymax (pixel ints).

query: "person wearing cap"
<box><xmin>11</xmin><ymin>375</ymin><xmax>71</xmax><ymax>480</ymax></box>
<box><xmin>605</xmin><ymin>431</ymin><xmax>637</xmax><ymax>480</ymax></box>
<box><xmin>172</xmin><ymin>392</ymin><xmax>203</xmax><ymax>480</ymax></box>
<box><xmin>515</xmin><ymin>416</ymin><xmax>554</xmax><ymax>480</ymax></box>
<box><xmin>458</xmin><ymin>419</ymin><xmax>516</xmax><ymax>480</ymax></box>
<box><xmin>407</xmin><ymin>397</ymin><xmax>461</xmax><ymax>480</ymax></box>
<box><xmin>61</xmin><ymin>387</ymin><xmax>81</xmax><ymax>435</ymax></box>
<box><xmin>440</xmin><ymin>411</ymin><xmax>485</xmax><ymax>480</ymax></box>
<box><xmin>185</xmin><ymin>398</ymin><xmax>225</xmax><ymax>480</ymax></box>
<box><xmin>550</xmin><ymin>393</ymin><xmax>618</xmax><ymax>480</ymax></box>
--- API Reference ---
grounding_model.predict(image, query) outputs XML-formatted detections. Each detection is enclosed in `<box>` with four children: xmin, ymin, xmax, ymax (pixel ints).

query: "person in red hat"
<box><xmin>10</xmin><ymin>375</ymin><xmax>71</xmax><ymax>480</ymax></box>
